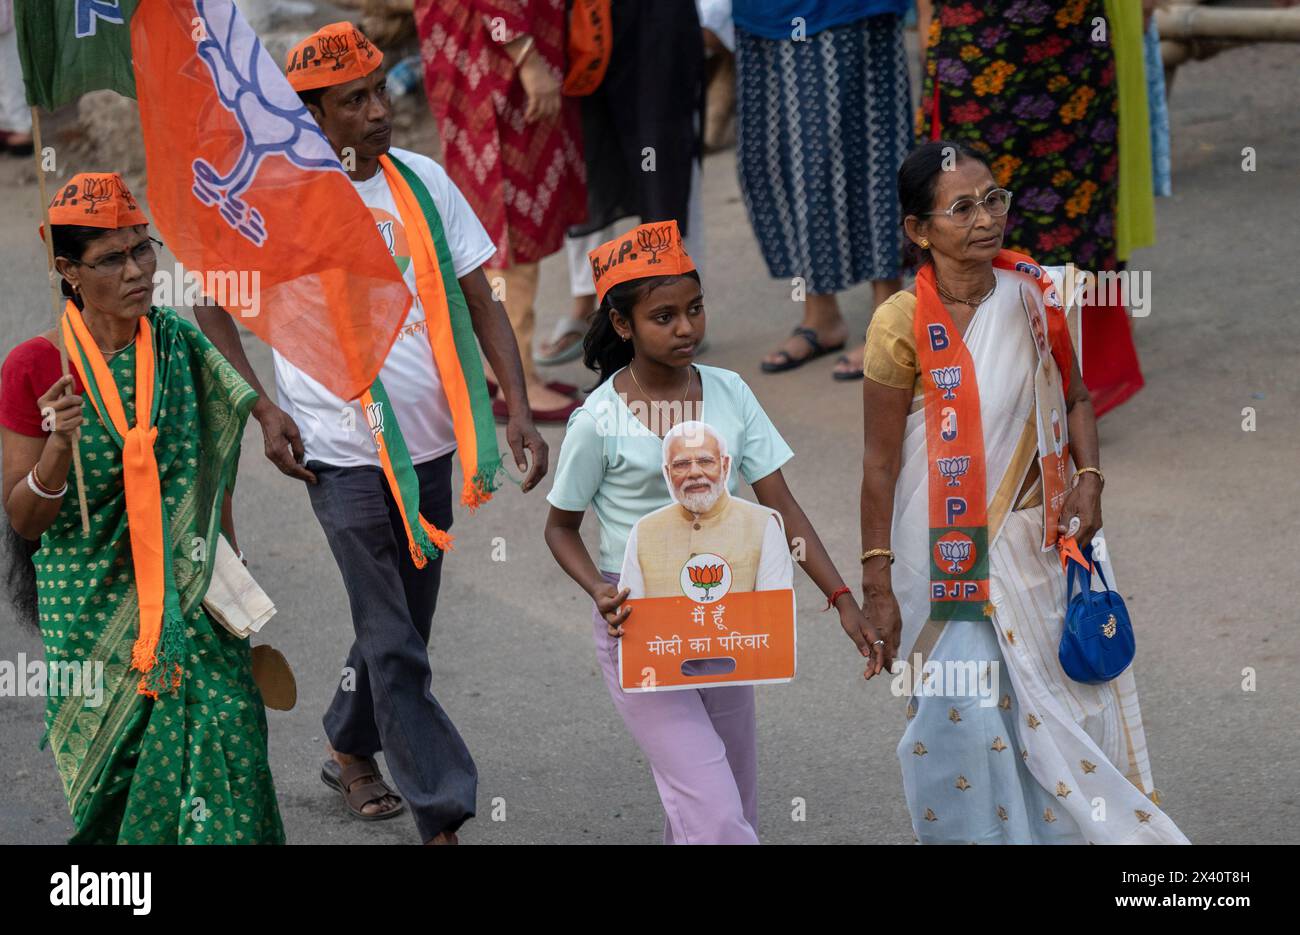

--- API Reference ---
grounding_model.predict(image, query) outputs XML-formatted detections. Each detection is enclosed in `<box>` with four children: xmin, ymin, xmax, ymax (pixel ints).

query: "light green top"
<box><xmin>547</xmin><ymin>364</ymin><xmax>794</xmax><ymax>573</ymax></box>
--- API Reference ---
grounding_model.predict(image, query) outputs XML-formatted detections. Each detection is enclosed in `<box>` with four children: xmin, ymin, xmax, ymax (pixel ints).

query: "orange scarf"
<box><xmin>62</xmin><ymin>301</ymin><xmax>182</xmax><ymax>697</ymax></box>
<box><xmin>355</xmin><ymin>154</ymin><xmax>500</xmax><ymax>569</ymax></box>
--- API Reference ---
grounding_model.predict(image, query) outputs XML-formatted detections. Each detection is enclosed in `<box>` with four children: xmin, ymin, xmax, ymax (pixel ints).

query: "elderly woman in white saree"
<box><xmin>860</xmin><ymin>141</ymin><xmax>1187</xmax><ymax>845</ymax></box>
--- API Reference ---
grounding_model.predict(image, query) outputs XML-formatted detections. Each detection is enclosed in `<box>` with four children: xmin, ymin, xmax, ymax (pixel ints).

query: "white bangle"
<box><xmin>26</xmin><ymin>470</ymin><xmax>67</xmax><ymax>499</ymax></box>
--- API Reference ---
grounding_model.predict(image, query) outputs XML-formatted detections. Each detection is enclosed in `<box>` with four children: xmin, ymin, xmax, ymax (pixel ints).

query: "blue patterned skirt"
<box><xmin>735</xmin><ymin>15</ymin><xmax>911</xmax><ymax>294</ymax></box>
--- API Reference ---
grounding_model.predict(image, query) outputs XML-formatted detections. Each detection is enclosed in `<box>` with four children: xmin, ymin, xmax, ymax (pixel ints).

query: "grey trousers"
<box><xmin>307</xmin><ymin>453</ymin><xmax>476</xmax><ymax>839</ymax></box>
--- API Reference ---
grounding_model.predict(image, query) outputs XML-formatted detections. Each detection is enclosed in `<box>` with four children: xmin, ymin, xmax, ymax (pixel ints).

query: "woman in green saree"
<box><xmin>0</xmin><ymin>172</ymin><xmax>283</xmax><ymax>844</ymax></box>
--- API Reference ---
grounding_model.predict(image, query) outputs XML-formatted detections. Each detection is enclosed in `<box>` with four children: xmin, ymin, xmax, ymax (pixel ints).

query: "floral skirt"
<box><xmin>918</xmin><ymin>0</ymin><xmax>1119</xmax><ymax>271</ymax></box>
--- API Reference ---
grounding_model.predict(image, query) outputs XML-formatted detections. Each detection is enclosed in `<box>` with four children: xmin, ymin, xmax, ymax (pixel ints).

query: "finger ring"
<box><xmin>873</xmin><ymin>639</ymin><xmax>885</xmax><ymax>646</ymax></box>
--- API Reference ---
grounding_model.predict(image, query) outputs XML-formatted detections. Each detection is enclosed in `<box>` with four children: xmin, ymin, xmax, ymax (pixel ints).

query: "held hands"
<box><xmin>38</xmin><ymin>375</ymin><xmax>84</xmax><ymax>446</ymax></box>
<box><xmin>1058</xmin><ymin>474</ymin><xmax>1102</xmax><ymax>548</ymax></box>
<box><xmin>253</xmin><ymin>400</ymin><xmax>316</xmax><ymax>484</ymax></box>
<box><xmin>861</xmin><ymin>580</ymin><xmax>902</xmax><ymax>677</ymax></box>
<box><xmin>594</xmin><ymin>582</ymin><xmax>632</xmax><ymax>638</ymax></box>
<box><xmin>834</xmin><ymin>599</ymin><xmax>886</xmax><ymax>679</ymax></box>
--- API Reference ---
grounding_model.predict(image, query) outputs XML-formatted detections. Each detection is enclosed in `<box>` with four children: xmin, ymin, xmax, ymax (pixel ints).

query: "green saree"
<box><xmin>37</xmin><ymin>306</ymin><xmax>284</xmax><ymax>844</ymax></box>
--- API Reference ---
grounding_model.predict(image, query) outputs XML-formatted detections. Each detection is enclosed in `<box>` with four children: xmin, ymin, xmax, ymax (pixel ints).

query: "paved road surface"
<box><xmin>0</xmin><ymin>39</ymin><xmax>1296</xmax><ymax>844</ymax></box>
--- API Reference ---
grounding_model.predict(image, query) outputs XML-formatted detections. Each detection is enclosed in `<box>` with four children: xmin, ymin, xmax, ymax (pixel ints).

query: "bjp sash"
<box><xmin>914</xmin><ymin>265</ymin><xmax>991</xmax><ymax>621</ymax></box>
<box><xmin>914</xmin><ymin>249</ymin><xmax>1078</xmax><ymax>622</ymax></box>
<box><xmin>358</xmin><ymin>154</ymin><xmax>502</xmax><ymax>568</ymax></box>
<box><xmin>61</xmin><ymin>301</ymin><xmax>184</xmax><ymax>697</ymax></box>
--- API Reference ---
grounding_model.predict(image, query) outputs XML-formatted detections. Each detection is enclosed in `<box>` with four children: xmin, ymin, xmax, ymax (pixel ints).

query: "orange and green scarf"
<box><xmin>915</xmin><ymin>249</ymin><xmax>1074</xmax><ymax>622</ymax></box>
<box><xmin>61</xmin><ymin>301</ymin><xmax>184</xmax><ymax>697</ymax></box>
<box><xmin>361</xmin><ymin>153</ymin><xmax>501</xmax><ymax>568</ymax></box>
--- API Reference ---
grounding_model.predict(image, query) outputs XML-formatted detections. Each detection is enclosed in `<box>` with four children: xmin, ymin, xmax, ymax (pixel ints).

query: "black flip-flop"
<box><xmin>831</xmin><ymin>354</ymin><xmax>865</xmax><ymax>382</ymax></box>
<box><xmin>760</xmin><ymin>326</ymin><xmax>845</xmax><ymax>374</ymax></box>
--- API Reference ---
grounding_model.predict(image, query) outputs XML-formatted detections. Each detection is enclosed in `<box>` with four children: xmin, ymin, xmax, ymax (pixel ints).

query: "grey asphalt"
<box><xmin>0</xmin><ymin>40</ymin><xmax>1297</xmax><ymax>845</ymax></box>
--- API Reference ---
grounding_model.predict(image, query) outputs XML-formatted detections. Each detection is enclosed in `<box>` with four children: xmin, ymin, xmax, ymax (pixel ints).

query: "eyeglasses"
<box><xmin>75</xmin><ymin>237</ymin><xmax>163</xmax><ymax>273</ymax></box>
<box><xmin>924</xmin><ymin>189</ymin><xmax>1013</xmax><ymax>227</ymax></box>
<box><xmin>668</xmin><ymin>456</ymin><xmax>719</xmax><ymax>476</ymax></box>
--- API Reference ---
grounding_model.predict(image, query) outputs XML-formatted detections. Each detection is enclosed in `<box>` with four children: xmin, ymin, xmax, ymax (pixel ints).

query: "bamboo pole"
<box><xmin>30</xmin><ymin>107</ymin><xmax>92</xmax><ymax>535</ymax></box>
<box><xmin>1157</xmin><ymin>6</ymin><xmax>1300</xmax><ymax>42</ymax></box>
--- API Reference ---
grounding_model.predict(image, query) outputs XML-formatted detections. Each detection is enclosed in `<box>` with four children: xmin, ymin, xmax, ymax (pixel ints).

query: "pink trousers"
<box><xmin>593</xmin><ymin>571</ymin><xmax>759</xmax><ymax>844</ymax></box>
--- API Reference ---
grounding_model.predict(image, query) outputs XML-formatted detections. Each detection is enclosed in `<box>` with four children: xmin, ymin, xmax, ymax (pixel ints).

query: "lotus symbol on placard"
<box><xmin>938</xmin><ymin>538</ymin><xmax>972</xmax><ymax>574</ymax></box>
<box><xmin>688</xmin><ymin>563</ymin><xmax>725</xmax><ymax>600</ymax></box>
<box><xmin>931</xmin><ymin>366</ymin><xmax>962</xmax><ymax>400</ymax></box>
<box><xmin>636</xmin><ymin>225</ymin><xmax>673</xmax><ymax>264</ymax></box>
<box><xmin>937</xmin><ymin>455</ymin><xmax>971</xmax><ymax>487</ymax></box>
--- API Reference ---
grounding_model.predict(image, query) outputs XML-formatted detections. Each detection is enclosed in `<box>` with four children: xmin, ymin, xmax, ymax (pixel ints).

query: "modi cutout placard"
<box><xmin>616</xmin><ymin>420</ymin><xmax>797</xmax><ymax>692</ymax></box>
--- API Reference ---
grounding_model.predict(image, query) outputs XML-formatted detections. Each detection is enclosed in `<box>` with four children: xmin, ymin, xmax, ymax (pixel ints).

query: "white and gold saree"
<box><xmin>880</xmin><ymin>266</ymin><xmax>1188</xmax><ymax>845</ymax></box>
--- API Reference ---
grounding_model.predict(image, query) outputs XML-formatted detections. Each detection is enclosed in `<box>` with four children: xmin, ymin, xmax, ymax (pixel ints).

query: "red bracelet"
<box><xmin>823</xmin><ymin>585</ymin><xmax>852</xmax><ymax>611</ymax></box>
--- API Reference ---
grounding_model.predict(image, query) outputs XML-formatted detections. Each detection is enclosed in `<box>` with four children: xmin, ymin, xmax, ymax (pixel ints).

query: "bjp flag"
<box><xmin>15</xmin><ymin>0</ymin><xmax>412</xmax><ymax>401</ymax></box>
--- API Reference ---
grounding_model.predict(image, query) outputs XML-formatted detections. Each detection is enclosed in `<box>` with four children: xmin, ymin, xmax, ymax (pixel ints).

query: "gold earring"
<box><xmin>919</xmin><ymin>238</ymin><xmax>930</xmax><ymax>249</ymax></box>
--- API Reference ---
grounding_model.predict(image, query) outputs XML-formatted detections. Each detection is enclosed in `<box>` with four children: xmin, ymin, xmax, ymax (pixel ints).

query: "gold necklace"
<box><xmin>100</xmin><ymin>338</ymin><xmax>133</xmax><ymax>358</ymax></box>
<box><xmin>628</xmin><ymin>361</ymin><xmax>693</xmax><ymax>430</ymax></box>
<box><xmin>935</xmin><ymin>273</ymin><xmax>997</xmax><ymax>307</ymax></box>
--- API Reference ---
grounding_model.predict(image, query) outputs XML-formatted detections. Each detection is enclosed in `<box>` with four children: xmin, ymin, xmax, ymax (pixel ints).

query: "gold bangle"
<box><xmin>1072</xmin><ymin>466</ymin><xmax>1105</xmax><ymax>487</ymax></box>
<box><xmin>861</xmin><ymin>548</ymin><xmax>895</xmax><ymax>566</ymax></box>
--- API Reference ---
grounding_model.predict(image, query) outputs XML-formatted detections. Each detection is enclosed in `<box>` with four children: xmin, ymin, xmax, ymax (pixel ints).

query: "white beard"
<box><xmin>678</xmin><ymin>481</ymin><xmax>722</xmax><ymax>515</ymax></box>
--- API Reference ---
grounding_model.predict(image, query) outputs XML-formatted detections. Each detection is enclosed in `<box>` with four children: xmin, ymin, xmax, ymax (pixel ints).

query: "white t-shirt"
<box><xmin>273</xmin><ymin>147</ymin><xmax>496</xmax><ymax>467</ymax></box>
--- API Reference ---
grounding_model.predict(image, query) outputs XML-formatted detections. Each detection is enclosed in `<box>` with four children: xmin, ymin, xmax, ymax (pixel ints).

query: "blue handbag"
<box><xmin>1058</xmin><ymin>541</ymin><xmax>1135</xmax><ymax>684</ymax></box>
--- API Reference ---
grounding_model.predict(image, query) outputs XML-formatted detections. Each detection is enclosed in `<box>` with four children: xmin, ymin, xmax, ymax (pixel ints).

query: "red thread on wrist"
<box><xmin>823</xmin><ymin>585</ymin><xmax>851</xmax><ymax>611</ymax></box>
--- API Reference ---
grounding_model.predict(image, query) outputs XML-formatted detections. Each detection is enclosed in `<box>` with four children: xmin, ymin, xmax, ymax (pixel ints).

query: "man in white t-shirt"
<box><xmin>197</xmin><ymin>22</ymin><xmax>547</xmax><ymax>845</ymax></box>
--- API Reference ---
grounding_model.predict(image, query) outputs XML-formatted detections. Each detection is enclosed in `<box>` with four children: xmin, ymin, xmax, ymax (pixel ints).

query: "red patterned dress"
<box><xmin>416</xmin><ymin>0</ymin><xmax>587</xmax><ymax>267</ymax></box>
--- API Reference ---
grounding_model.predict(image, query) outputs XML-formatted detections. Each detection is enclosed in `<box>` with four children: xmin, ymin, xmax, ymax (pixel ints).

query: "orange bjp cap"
<box><xmin>588</xmin><ymin>220</ymin><xmax>696</xmax><ymax>305</ymax></box>
<box><xmin>39</xmin><ymin>171</ymin><xmax>148</xmax><ymax>240</ymax></box>
<box><xmin>285</xmin><ymin>21</ymin><xmax>384</xmax><ymax>93</ymax></box>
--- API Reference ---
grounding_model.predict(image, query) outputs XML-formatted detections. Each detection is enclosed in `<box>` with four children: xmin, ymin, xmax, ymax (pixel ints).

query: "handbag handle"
<box><xmin>1080</xmin><ymin>539</ymin><xmax>1115</xmax><ymax>592</ymax></box>
<box><xmin>1067</xmin><ymin>540</ymin><xmax>1115</xmax><ymax>598</ymax></box>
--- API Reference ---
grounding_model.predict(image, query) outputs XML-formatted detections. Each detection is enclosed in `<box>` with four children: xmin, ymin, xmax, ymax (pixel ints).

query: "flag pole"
<box><xmin>31</xmin><ymin>106</ymin><xmax>91</xmax><ymax>535</ymax></box>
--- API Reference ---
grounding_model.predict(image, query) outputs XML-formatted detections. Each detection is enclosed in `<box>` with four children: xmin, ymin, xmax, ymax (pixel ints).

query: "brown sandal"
<box><xmin>321</xmin><ymin>757</ymin><xmax>406</xmax><ymax>821</ymax></box>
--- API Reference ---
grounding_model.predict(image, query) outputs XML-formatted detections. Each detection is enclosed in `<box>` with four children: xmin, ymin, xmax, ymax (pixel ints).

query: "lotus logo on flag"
<box><xmin>188</xmin><ymin>0</ymin><xmax>341</xmax><ymax>245</ymax></box>
<box><xmin>937</xmin><ymin>455</ymin><xmax>971</xmax><ymax>487</ymax></box>
<box><xmin>931</xmin><ymin>366</ymin><xmax>962</xmax><ymax>399</ymax></box>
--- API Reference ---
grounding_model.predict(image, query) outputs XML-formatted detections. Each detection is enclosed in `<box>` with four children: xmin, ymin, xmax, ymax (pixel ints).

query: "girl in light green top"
<box><xmin>543</xmin><ymin>248</ymin><xmax>883</xmax><ymax>843</ymax></box>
